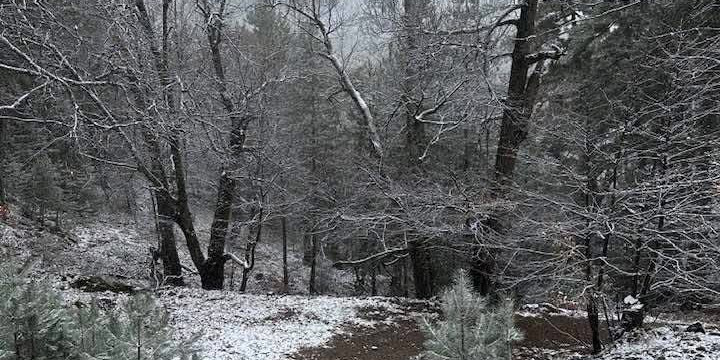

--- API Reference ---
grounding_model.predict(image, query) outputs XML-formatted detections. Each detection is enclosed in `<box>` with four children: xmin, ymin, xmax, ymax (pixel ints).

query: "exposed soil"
<box><xmin>514</xmin><ymin>314</ymin><xmax>608</xmax><ymax>359</ymax></box>
<box><xmin>290</xmin><ymin>319</ymin><xmax>425</xmax><ymax>360</ymax></box>
<box><xmin>516</xmin><ymin>314</ymin><xmax>608</xmax><ymax>351</ymax></box>
<box><xmin>290</xmin><ymin>301</ymin><xmax>428</xmax><ymax>360</ymax></box>
<box><xmin>289</xmin><ymin>298</ymin><xmax>608</xmax><ymax>360</ymax></box>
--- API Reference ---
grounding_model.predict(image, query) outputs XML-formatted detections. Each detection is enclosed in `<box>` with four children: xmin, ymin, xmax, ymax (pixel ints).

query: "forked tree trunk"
<box><xmin>134</xmin><ymin>0</ymin><xmax>184</xmax><ymax>286</ymax></box>
<box><xmin>240</xmin><ymin>207</ymin><xmax>262</xmax><ymax>292</ymax></box>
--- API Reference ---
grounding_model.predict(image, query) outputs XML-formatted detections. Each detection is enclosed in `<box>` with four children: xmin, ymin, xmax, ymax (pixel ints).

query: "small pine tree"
<box><xmin>0</xmin><ymin>276</ymin><xmax>77</xmax><ymax>360</ymax></box>
<box><xmin>0</xmin><ymin>267</ymin><xmax>202</xmax><ymax>360</ymax></box>
<box><xmin>421</xmin><ymin>270</ymin><xmax>523</xmax><ymax>360</ymax></box>
<box><xmin>103</xmin><ymin>293</ymin><xmax>201</xmax><ymax>360</ymax></box>
<box><xmin>73</xmin><ymin>300</ymin><xmax>109</xmax><ymax>357</ymax></box>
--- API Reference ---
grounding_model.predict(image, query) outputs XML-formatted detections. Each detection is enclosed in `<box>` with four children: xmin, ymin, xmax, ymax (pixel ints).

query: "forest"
<box><xmin>0</xmin><ymin>0</ymin><xmax>718</xmax><ymax>359</ymax></box>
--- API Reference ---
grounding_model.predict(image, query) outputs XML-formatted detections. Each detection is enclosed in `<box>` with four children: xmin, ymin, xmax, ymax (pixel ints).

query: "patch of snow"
<box><xmin>158</xmin><ymin>288</ymin><xmax>405</xmax><ymax>360</ymax></box>
<box><xmin>588</xmin><ymin>326</ymin><xmax>720</xmax><ymax>360</ymax></box>
<box><xmin>624</xmin><ymin>295</ymin><xmax>638</xmax><ymax>305</ymax></box>
<box><xmin>517</xmin><ymin>303</ymin><xmax>588</xmax><ymax>319</ymax></box>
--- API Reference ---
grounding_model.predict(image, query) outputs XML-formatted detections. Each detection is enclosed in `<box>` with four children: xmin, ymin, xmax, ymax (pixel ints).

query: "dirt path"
<box><xmin>290</xmin><ymin>305</ymin><xmax>602</xmax><ymax>360</ymax></box>
<box><xmin>289</xmin><ymin>300</ymin><xmax>435</xmax><ymax>360</ymax></box>
<box><xmin>290</xmin><ymin>319</ymin><xmax>425</xmax><ymax>360</ymax></box>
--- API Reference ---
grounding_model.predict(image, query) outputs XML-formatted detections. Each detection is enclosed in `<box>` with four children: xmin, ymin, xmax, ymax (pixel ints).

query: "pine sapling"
<box><xmin>421</xmin><ymin>270</ymin><xmax>523</xmax><ymax>360</ymax></box>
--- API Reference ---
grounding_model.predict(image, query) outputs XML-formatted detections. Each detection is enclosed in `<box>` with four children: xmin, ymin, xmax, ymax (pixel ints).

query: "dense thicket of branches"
<box><xmin>0</xmin><ymin>0</ymin><xmax>718</xmax><ymax>353</ymax></box>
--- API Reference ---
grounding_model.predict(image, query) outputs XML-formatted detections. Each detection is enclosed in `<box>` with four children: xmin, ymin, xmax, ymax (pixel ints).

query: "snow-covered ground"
<box><xmin>583</xmin><ymin>326</ymin><xmax>720</xmax><ymax>360</ymax></box>
<box><xmin>158</xmin><ymin>289</ymin><xmax>412</xmax><ymax>360</ymax></box>
<box><xmin>6</xmin><ymin>215</ymin><xmax>720</xmax><ymax>360</ymax></box>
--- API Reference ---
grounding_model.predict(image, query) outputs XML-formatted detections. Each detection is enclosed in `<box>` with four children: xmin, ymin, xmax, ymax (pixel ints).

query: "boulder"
<box><xmin>685</xmin><ymin>322</ymin><xmax>706</xmax><ymax>334</ymax></box>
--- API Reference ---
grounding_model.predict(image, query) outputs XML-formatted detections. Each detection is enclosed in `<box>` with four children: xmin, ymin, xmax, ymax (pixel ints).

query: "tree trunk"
<box><xmin>494</xmin><ymin>0</ymin><xmax>539</xmax><ymax>184</ymax></box>
<box><xmin>469</xmin><ymin>215</ymin><xmax>502</xmax><ymax>295</ymax></box>
<box><xmin>200</xmin><ymin>259</ymin><xmax>225</xmax><ymax>290</ymax></box>
<box><xmin>400</xmin><ymin>1</ymin><xmax>434</xmax><ymax>295</ymax></box>
<box><xmin>303</xmin><ymin>232</ymin><xmax>314</xmax><ymax>265</ymax></box>
<box><xmin>409</xmin><ymin>241</ymin><xmax>434</xmax><ymax>299</ymax></box>
<box><xmin>202</xmin><ymin>171</ymin><xmax>234</xmax><ymax>290</ymax></box>
<box><xmin>461</xmin><ymin>127</ymin><xmax>472</xmax><ymax>171</ymax></box>
<box><xmin>282</xmin><ymin>216</ymin><xmax>289</xmax><ymax>293</ymax></box>
<box><xmin>402</xmin><ymin>0</ymin><xmax>425</xmax><ymax>166</ymax></box>
<box><xmin>240</xmin><ymin>207</ymin><xmax>262</xmax><ymax>292</ymax></box>
<box><xmin>156</xmin><ymin>190</ymin><xmax>182</xmax><ymax>285</ymax></box>
<box><xmin>586</xmin><ymin>295</ymin><xmax>602</xmax><ymax>354</ymax></box>
<box><xmin>583</xmin><ymin>149</ymin><xmax>603</xmax><ymax>353</ymax></box>
<box><xmin>403</xmin><ymin>258</ymin><xmax>409</xmax><ymax>297</ymax></box>
<box><xmin>0</xmin><ymin>118</ymin><xmax>6</xmax><ymax>204</ymax></box>
<box><xmin>390</xmin><ymin>263</ymin><xmax>402</xmax><ymax>296</ymax></box>
<box><xmin>470</xmin><ymin>0</ymin><xmax>542</xmax><ymax>297</ymax></box>
<box><xmin>469</xmin><ymin>252</ymin><xmax>495</xmax><ymax>296</ymax></box>
<box><xmin>134</xmin><ymin>0</ymin><xmax>184</xmax><ymax>286</ymax></box>
<box><xmin>309</xmin><ymin>234</ymin><xmax>319</xmax><ymax>294</ymax></box>
<box><xmin>585</xmin><ymin>250</ymin><xmax>603</xmax><ymax>354</ymax></box>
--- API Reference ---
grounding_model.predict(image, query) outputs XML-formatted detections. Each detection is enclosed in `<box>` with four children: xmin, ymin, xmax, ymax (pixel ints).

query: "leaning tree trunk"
<box><xmin>472</xmin><ymin>0</ymin><xmax>545</xmax><ymax>293</ymax></box>
<box><xmin>494</xmin><ymin>0</ymin><xmax>539</xmax><ymax>184</ymax></box>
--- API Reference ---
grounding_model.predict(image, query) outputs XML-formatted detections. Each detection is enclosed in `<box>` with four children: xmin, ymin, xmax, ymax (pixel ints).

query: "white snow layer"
<box><xmin>158</xmin><ymin>288</ymin><xmax>403</xmax><ymax>360</ymax></box>
<box><xmin>586</xmin><ymin>326</ymin><xmax>720</xmax><ymax>360</ymax></box>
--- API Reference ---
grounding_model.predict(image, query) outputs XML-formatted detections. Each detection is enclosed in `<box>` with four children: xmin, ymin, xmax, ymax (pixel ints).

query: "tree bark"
<box><xmin>402</xmin><ymin>0</ymin><xmax>425</xmax><ymax>166</ymax></box>
<box><xmin>469</xmin><ymin>251</ymin><xmax>495</xmax><ymax>296</ymax></box>
<box><xmin>582</xmin><ymin>126</ymin><xmax>603</xmax><ymax>353</ymax></box>
<box><xmin>282</xmin><ymin>216</ymin><xmax>289</xmax><ymax>293</ymax></box>
<box><xmin>471</xmin><ymin>0</ymin><xmax>543</xmax><ymax>296</ymax></box>
<box><xmin>0</xmin><ymin>118</ymin><xmax>6</xmax><ymax>204</ymax></box>
<box><xmin>240</xmin><ymin>207</ymin><xmax>262</xmax><ymax>292</ymax></box>
<box><xmin>309</xmin><ymin>234</ymin><xmax>319</xmax><ymax>294</ymax></box>
<box><xmin>303</xmin><ymin>232</ymin><xmax>314</xmax><ymax>265</ymax></box>
<box><xmin>197</xmin><ymin>1</ymin><xmax>252</xmax><ymax>289</ymax></box>
<box><xmin>586</xmin><ymin>294</ymin><xmax>602</xmax><ymax>354</ymax></box>
<box><xmin>156</xmin><ymin>190</ymin><xmax>182</xmax><ymax>285</ymax></box>
<box><xmin>494</xmin><ymin>0</ymin><xmax>539</xmax><ymax>184</ymax></box>
<box><xmin>409</xmin><ymin>241</ymin><xmax>434</xmax><ymax>299</ymax></box>
<box><xmin>585</xmin><ymin>227</ymin><xmax>603</xmax><ymax>354</ymax></box>
<box><xmin>134</xmin><ymin>0</ymin><xmax>183</xmax><ymax>286</ymax></box>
